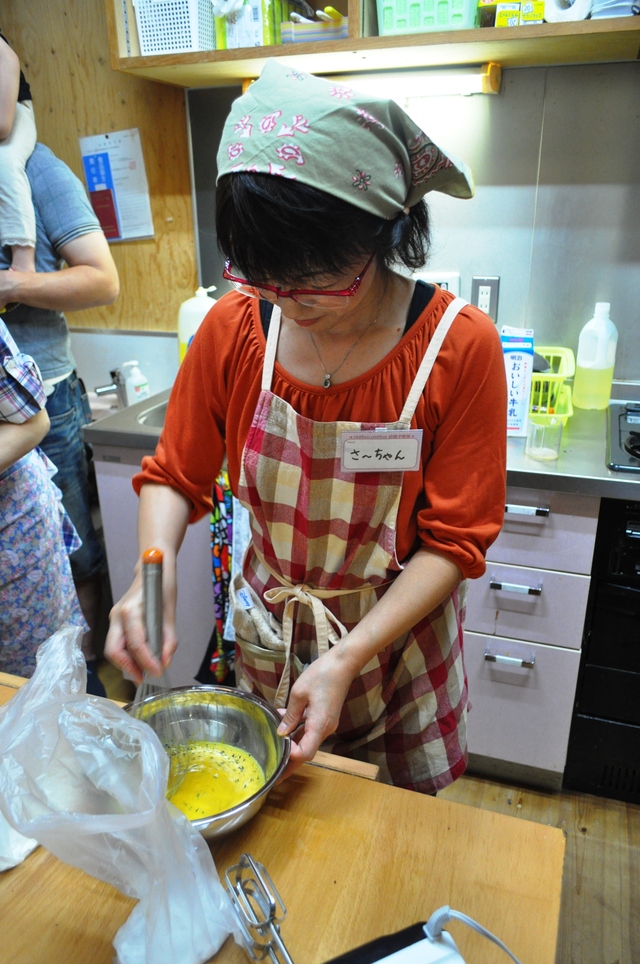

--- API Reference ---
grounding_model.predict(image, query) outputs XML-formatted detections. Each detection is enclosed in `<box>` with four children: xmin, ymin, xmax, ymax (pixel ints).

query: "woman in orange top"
<box><xmin>106</xmin><ymin>61</ymin><xmax>507</xmax><ymax>793</ymax></box>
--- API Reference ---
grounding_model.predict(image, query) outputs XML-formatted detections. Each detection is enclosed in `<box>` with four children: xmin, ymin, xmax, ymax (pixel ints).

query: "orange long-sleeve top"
<box><xmin>134</xmin><ymin>287</ymin><xmax>507</xmax><ymax>580</ymax></box>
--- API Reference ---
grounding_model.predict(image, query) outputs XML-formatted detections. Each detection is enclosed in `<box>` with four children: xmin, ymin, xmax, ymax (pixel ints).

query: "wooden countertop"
<box><xmin>0</xmin><ymin>675</ymin><xmax>565</xmax><ymax>962</ymax></box>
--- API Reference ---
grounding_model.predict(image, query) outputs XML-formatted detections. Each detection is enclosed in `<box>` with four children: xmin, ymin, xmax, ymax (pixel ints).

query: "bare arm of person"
<box><xmin>0</xmin><ymin>408</ymin><xmax>49</xmax><ymax>473</ymax></box>
<box><xmin>0</xmin><ymin>231</ymin><xmax>120</xmax><ymax>310</ymax></box>
<box><xmin>276</xmin><ymin>547</ymin><xmax>462</xmax><ymax>778</ymax></box>
<box><xmin>105</xmin><ymin>483</ymin><xmax>191</xmax><ymax>684</ymax></box>
<box><xmin>0</xmin><ymin>37</ymin><xmax>20</xmax><ymax>140</ymax></box>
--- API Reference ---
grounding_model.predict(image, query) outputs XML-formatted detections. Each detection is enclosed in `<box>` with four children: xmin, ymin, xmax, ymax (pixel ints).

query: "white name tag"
<box><xmin>340</xmin><ymin>430</ymin><xmax>423</xmax><ymax>473</ymax></box>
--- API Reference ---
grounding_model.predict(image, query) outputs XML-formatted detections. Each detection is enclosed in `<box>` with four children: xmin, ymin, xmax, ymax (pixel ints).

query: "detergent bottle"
<box><xmin>121</xmin><ymin>360</ymin><xmax>151</xmax><ymax>407</ymax></box>
<box><xmin>177</xmin><ymin>286</ymin><xmax>216</xmax><ymax>362</ymax></box>
<box><xmin>572</xmin><ymin>303</ymin><xmax>618</xmax><ymax>410</ymax></box>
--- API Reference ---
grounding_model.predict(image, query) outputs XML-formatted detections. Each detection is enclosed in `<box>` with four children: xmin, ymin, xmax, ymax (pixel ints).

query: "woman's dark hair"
<box><xmin>216</xmin><ymin>173</ymin><xmax>431</xmax><ymax>286</ymax></box>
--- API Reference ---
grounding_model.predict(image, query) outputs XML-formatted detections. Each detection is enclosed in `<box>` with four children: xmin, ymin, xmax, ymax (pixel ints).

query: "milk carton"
<box><xmin>501</xmin><ymin>326</ymin><xmax>534</xmax><ymax>437</ymax></box>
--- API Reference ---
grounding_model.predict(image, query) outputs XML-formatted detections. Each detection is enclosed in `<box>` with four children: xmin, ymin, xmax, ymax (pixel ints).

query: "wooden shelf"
<box><xmin>106</xmin><ymin>5</ymin><xmax>640</xmax><ymax>89</ymax></box>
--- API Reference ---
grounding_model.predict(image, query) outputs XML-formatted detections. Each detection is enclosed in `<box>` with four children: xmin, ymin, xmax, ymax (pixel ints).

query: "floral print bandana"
<box><xmin>216</xmin><ymin>60</ymin><xmax>474</xmax><ymax>219</ymax></box>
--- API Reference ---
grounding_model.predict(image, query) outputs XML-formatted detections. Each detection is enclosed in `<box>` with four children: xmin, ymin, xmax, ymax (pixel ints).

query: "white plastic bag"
<box><xmin>0</xmin><ymin>626</ymin><xmax>239</xmax><ymax>964</ymax></box>
<box><xmin>0</xmin><ymin>811</ymin><xmax>38</xmax><ymax>871</ymax></box>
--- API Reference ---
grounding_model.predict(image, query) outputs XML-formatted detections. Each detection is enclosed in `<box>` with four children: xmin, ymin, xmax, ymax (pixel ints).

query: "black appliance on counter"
<box><xmin>607</xmin><ymin>400</ymin><xmax>640</xmax><ymax>472</ymax></box>
<box><xmin>564</xmin><ymin>497</ymin><xmax>640</xmax><ymax>803</ymax></box>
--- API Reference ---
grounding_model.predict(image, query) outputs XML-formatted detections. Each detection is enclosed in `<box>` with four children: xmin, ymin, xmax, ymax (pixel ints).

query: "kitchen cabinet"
<box><xmin>464</xmin><ymin>633</ymin><xmax>581</xmax><ymax>774</ymax></box>
<box><xmin>466</xmin><ymin>561</ymin><xmax>590</xmax><ymax>649</ymax></box>
<box><xmin>464</xmin><ymin>485</ymin><xmax>600</xmax><ymax>790</ymax></box>
<box><xmin>105</xmin><ymin>0</ymin><xmax>640</xmax><ymax>88</ymax></box>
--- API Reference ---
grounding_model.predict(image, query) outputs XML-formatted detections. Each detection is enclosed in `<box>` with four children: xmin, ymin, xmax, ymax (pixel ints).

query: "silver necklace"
<box><xmin>308</xmin><ymin>316</ymin><xmax>377</xmax><ymax>389</ymax></box>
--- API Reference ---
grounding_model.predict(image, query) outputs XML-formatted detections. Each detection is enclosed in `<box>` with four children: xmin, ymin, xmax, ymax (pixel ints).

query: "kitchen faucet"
<box><xmin>95</xmin><ymin>368</ymin><xmax>128</xmax><ymax>408</ymax></box>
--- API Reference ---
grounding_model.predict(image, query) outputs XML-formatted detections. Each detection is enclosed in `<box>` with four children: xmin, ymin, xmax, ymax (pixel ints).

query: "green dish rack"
<box><xmin>530</xmin><ymin>346</ymin><xmax>576</xmax><ymax>425</ymax></box>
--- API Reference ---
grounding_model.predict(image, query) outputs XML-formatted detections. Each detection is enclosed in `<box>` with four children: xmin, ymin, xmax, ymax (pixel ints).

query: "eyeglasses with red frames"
<box><xmin>222</xmin><ymin>253</ymin><xmax>375</xmax><ymax>308</ymax></box>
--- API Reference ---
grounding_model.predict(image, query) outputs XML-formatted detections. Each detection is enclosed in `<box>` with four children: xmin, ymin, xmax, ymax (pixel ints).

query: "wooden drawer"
<box><xmin>465</xmin><ymin>562</ymin><xmax>590</xmax><ymax>650</ymax></box>
<box><xmin>464</xmin><ymin>631</ymin><xmax>581</xmax><ymax>773</ymax></box>
<box><xmin>487</xmin><ymin>487</ymin><xmax>599</xmax><ymax>575</ymax></box>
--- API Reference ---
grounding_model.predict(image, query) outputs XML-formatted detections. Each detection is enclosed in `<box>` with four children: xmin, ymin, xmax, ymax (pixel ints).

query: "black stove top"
<box><xmin>607</xmin><ymin>401</ymin><xmax>640</xmax><ymax>473</ymax></box>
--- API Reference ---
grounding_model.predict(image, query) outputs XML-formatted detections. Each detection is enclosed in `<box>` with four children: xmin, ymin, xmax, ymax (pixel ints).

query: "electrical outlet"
<box><xmin>471</xmin><ymin>276</ymin><xmax>500</xmax><ymax>321</ymax></box>
<box><xmin>415</xmin><ymin>270</ymin><xmax>460</xmax><ymax>297</ymax></box>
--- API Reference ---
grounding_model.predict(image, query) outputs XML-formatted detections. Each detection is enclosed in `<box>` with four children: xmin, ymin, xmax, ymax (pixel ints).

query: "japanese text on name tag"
<box><xmin>341</xmin><ymin>430</ymin><xmax>423</xmax><ymax>473</ymax></box>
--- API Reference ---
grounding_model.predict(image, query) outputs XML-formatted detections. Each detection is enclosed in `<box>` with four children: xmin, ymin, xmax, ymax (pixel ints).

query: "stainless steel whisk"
<box><xmin>131</xmin><ymin>548</ymin><xmax>189</xmax><ymax>795</ymax></box>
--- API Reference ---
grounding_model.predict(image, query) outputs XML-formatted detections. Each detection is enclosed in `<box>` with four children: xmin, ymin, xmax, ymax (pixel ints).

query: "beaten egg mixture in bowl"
<box><xmin>132</xmin><ymin>686</ymin><xmax>290</xmax><ymax>839</ymax></box>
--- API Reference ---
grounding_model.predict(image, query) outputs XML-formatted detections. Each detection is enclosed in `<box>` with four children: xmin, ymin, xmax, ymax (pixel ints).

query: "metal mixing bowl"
<box><xmin>131</xmin><ymin>685</ymin><xmax>290</xmax><ymax>839</ymax></box>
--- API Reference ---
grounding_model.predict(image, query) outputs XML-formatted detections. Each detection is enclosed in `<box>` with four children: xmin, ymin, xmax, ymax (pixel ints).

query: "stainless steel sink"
<box><xmin>136</xmin><ymin>401</ymin><xmax>168</xmax><ymax>428</ymax></box>
<box><xmin>83</xmin><ymin>388</ymin><xmax>171</xmax><ymax>451</ymax></box>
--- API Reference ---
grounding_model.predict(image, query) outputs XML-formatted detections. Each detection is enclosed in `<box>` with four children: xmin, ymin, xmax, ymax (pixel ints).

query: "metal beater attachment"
<box><xmin>225</xmin><ymin>854</ymin><xmax>294</xmax><ymax>963</ymax></box>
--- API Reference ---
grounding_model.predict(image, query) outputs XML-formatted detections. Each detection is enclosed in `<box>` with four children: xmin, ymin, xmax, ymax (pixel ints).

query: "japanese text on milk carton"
<box><xmin>501</xmin><ymin>326</ymin><xmax>534</xmax><ymax>437</ymax></box>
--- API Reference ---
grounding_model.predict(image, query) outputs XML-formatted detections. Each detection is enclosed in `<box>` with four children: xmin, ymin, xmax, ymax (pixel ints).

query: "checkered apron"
<box><xmin>232</xmin><ymin>298</ymin><xmax>469</xmax><ymax>793</ymax></box>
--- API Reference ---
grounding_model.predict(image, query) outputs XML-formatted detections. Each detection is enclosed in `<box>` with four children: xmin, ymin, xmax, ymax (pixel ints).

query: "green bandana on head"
<box><xmin>217</xmin><ymin>60</ymin><xmax>474</xmax><ymax>220</ymax></box>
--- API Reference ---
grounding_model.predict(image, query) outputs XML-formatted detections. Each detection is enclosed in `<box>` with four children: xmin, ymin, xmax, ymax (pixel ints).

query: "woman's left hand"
<box><xmin>276</xmin><ymin>644</ymin><xmax>358</xmax><ymax>779</ymax></box>
<box><xmin>275</xmin><ymin>549</ymin><xmax>462</xmax><ymax>780</ymax></box>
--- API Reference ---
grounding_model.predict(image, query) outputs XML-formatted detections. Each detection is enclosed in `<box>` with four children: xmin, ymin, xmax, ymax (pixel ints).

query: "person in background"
<box><xmin>107</xmin><ymin>62</ymin><xmax>507</xmax><ymax>793</ymax></box>
<box><xmin>0</xmin><ymin>317</ymin><xmax>88</xmax><ymax>679</ymax></box>
<box><xmin>0</xmin><ymin>29</ymin><xmax>36</xmax><ymax>275</ymax></box>
<box><xmin>0</xmin><ymin>143</ymin><xmax>120</xmax><ymax>692</ymax></box>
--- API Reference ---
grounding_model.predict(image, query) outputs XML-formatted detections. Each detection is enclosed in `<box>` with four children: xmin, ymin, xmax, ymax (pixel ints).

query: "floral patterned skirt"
<box><xmin>0</xmin><ymin>450</ymin><xmax>87</xmax><ymax>677</ymax></box>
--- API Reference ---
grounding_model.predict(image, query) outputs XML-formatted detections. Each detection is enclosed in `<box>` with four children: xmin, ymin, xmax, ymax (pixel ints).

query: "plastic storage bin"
<box><xmin>376</xmin><ymin>0</ymin><xmax>477</xmax><ymax>35</ymax></box>
<box><xmin>132</xmin><ymin>0</ymin><xmax>216</xmax><ymax>55</ymax></box>
<box><xmin>529</xmin><ymin>346</ymin><xmax>575</xmax><ymax>425</ymax></box>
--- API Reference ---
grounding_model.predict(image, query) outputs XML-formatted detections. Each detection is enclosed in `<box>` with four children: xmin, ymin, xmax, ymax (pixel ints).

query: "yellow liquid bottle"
<box><xmin>572</xmin><ymin>303</ymin><xmax>618</xmax><ymax>411</ymax></box>
<box><xmin>573</xmin><ymin>365</ymin><xmax>615</xmax><ymax>411</ymax></box>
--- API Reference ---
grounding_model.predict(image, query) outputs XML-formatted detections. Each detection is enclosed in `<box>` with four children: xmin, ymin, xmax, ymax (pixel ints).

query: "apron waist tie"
<box><xmin>251</xmin><ymin>546</ymin><xmax>389</xmax><ymax>707</ymax></box>
<box><xmin>263</xmin><ymin>584</ymin><xmax>349</xmax><ymax>653</ymax></box>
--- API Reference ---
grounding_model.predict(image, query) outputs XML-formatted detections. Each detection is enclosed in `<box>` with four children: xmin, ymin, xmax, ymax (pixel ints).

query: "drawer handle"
<box><xmin>504</xmin><ymin>503</ymin><xmax>550</xmax><ymax>518</ymax></box>
<box><xmin>489</xmin><ymin>578</ymin><xmax>542</xmax><ymax>596</ymax></box>
<box><xmin>484</xmin><ymin>650</ymin><xmax>535</xmax><ymax>669</ymax></box>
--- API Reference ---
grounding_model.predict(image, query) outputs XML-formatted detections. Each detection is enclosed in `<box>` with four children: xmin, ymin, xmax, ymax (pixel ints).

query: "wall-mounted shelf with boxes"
<box><xmin>105</xmin><ymin>1</ymin><xmax>640</xmax><ymax>88</ymax></box>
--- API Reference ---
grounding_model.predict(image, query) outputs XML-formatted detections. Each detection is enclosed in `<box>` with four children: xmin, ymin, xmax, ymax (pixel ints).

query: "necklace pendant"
<box><xmin>323</xmin><ymin>373</ymin><xmax>331</xmax><ymax>389</ymax></box>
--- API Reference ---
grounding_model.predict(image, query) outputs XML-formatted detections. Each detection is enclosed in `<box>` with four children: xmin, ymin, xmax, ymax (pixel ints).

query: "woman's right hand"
<box><xmin>105</xmin><ymin>482</ymin><xmax>191</xmax><ymax>683</ymax></box>
<box><xmin>105</xmin><ymin>555</ymin><xmax>179</xmax><ymax>685</ymax></box>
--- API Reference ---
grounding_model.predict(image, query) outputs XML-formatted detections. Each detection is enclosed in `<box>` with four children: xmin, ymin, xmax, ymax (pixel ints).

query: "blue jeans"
<box><xmin>41</xmin><ymin>373</ymin><xmax>105</xmax><ymax>582</ymax></box>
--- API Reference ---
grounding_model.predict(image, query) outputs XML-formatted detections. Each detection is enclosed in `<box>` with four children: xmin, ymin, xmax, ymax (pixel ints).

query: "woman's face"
<box><xmin>273</xmin><ymin>256</ymin><xmax>381</xmax><ymax>331</ymax></box>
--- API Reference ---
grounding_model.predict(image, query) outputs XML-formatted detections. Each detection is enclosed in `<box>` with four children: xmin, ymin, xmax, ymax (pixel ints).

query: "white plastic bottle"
<box><xmin>572</xmin><ymin>302</ymin><xmax>618</xmax><ymax>410</ymax></box>
<box><xmin>121</xmin><ymin>360</ymin><xmax>151</xmax><ymax>407</ymax></box>
<box><xmin>178</xmin><ymin>286</ymin><xmax>217</xmax><ymax>362</ymax></box>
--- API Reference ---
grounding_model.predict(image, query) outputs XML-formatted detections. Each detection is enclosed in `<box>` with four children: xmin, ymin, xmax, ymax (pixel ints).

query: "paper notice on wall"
<box><xmin>79</xmin><ymin>128</ymin><xmax>154</xmax><ymax>242</ymax></box>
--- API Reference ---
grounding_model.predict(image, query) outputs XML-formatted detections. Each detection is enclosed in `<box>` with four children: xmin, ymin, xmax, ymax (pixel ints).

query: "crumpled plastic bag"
<box><xmin>0</xmin><ymin>810</ymin><xmax>38</xmax><ymax>871</ymax></box>
<box><xmin>0</xmin><ymin>625</ymin><xmax>240</xmax><ymax>964</ymax></box>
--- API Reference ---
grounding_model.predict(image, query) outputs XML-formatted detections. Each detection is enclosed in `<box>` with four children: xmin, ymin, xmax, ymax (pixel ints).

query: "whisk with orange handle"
<box><xmin>130</xmin><ymin>547</ymin><xmax>188</xmax><ymax>794</ymax></box>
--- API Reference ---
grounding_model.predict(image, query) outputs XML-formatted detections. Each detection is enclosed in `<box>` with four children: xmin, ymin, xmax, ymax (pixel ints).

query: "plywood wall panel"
<box><xmin>2</xmin><ymin>0</ymin><xmax>197</xmax><ymax>331</ymax></box>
